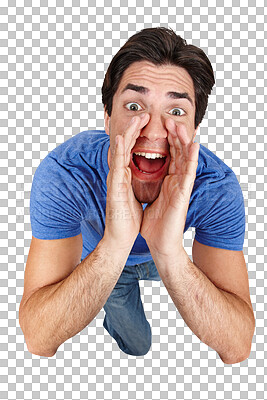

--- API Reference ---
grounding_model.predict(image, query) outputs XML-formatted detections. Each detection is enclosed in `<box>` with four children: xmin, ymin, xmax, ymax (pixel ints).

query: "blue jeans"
<box><xmin>103</xmin><ymin>259</ymin><xmax>161</xmax><ymax>356</ymax></box>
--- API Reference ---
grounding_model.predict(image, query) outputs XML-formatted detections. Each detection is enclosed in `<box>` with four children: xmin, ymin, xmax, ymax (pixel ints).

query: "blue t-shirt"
<box><xmin>30</xmin><ymin>130</ymin><xmax>245</xmax><ymax>265</ymax></box>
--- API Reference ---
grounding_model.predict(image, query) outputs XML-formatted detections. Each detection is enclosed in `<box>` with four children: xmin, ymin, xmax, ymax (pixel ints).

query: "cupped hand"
<box><xmin>104</xmin><ymin>114</ymin><xmax>149</xmax><ymax>251</ymax></box>
<box><xmin>140</xmin><ymin>118</ymin><xmax>200</xmax><ymax>259</ymax></box>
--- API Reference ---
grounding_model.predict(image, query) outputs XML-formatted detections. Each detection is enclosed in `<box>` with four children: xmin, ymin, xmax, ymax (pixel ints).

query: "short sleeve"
<box><xmin>30</xmin><ymin>156</ymin><xmax>83</xmax><ymax>240</ymax></box>
<box><xmin>194</xmin><ymin>173</ymin><xmax>246</xmax><ymax>251</ymax></box>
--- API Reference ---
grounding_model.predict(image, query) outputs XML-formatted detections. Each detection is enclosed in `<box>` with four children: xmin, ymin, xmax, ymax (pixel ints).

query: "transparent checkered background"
<box><xmin>0</xmin><ymin>0</ymin><xmax>266</xmax><ymax>399</ymax></box>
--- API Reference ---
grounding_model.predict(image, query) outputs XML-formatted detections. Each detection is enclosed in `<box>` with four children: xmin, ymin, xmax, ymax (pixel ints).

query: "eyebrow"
<box><xmin>121</xmin><ymin>83</ymin><xmax>194</xmax><ymax>106</ymax></box>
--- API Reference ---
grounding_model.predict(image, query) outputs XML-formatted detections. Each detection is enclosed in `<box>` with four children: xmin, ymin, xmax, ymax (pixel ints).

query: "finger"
<box><xmin>111</xmin><ymin>134</ymin><xmax>126</xmax><ymax>172</ymax></box>
<box><xmin>108</xmin><ymin>135</ymin><xmax>132</xmax><ymax>202</ymax></box>
<box><xmin>124</xmin><ymin>119</ymin><xmax>140</xmax><ymax>165</ymax></box>
<box><xmin>165</xmin><ymin>118</ymin><xmax>183</xmax><ymax>153</ymax></box>
<box><xmin>188</xmin><ymin>141</ymin><xmax>200</xmax><ymax>162</ymax></box>
<box><xmin>110</xmin><ymin>118</ymin><xmax>140</xmax><ymax>172</ymax></box>
<box><xmin>171</xmin><ymin>126</ymin><xmax>190</xmax><ymax>162</ymax></box>
<box><xmin>177</xmin><ymin>150</ymin><xmax>199</xmax><ymax>204</ymax></box>
<box><xmin>166</xmin><ymin>119</ymin><xmax>194</xmax><ymax>160</ymax></box>
<box><xmin>167</xmin><ymin>124</ymin><xmax>199</xmax><ymax>176</ymax></box>
<box><xmin>167</xmin><ymin>132</ymin><xmax>177</xmax><ymax>175</ymax></box>
<box><xmin>167</xmin><ymin>121</ymin><xmax>186</xmax><ymax>175</ymax></box>
<box><xmin>124</xmin><ymin>114</ymin><xmax>150</xmax><ymax>163</ymax></box>
<box><xmin>184</xmin><ymin>142</ymin><xmax>199</xmax><ymax>175</ymax></box>
<box><xmin>180</xmin><ymin>164</ymin><xmax>198</xmax><ymax>199</ymax></box>
<box><xmin>167</xmin><ymin>119</ymin><xmax>191</xmax><ymax>146</ymax></box>
<box><xmin>175</xmin><ymin>142</ymin><xmax>199</xmax><ymax>182</ymax></box>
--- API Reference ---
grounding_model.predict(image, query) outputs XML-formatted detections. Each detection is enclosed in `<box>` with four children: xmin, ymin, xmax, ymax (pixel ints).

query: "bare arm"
<box><xmin>151</xmin><ymin>244</ymin><xmax>255</xmax><ymax>364</ymax></box>
<box><xmin>20</xmin><ymin>115</ymin><xmax>147</xmax><ymax>357</ymax></box>
<box><xmin>19</xmin><ymin>237</ymin><xmax>130</xmax><ymax>357</ymax></box>
<box><xmin>141</xmin><ymin>119</ymin><xmax>254</xmax><ymax>364</ymax></box>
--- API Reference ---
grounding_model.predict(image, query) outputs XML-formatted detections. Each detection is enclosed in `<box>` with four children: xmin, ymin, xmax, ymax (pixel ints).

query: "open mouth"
<box><xmin>132</xmin><ymin>152</ymin><xmax>167</xmax><ymax>175</ymax></box>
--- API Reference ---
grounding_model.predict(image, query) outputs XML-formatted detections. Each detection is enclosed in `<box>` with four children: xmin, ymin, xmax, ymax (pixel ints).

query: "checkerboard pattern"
<box><xmin>1</xmin><ymin>0</ymin><xmax>266</xmax><ymax>399</ymax></box>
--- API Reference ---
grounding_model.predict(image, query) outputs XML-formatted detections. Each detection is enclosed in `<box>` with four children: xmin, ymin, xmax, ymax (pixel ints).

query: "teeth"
<box><xmin>134</xmin><ymin>152</ymin><xmax>165</xmax><ymax>159</ymax></box>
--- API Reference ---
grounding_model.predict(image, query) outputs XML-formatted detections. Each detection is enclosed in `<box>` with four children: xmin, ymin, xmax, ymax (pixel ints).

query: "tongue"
<box><xmin>133</xmin><ymin>154</ymin><xmax>165</xmax><ymax>173</ymax></box>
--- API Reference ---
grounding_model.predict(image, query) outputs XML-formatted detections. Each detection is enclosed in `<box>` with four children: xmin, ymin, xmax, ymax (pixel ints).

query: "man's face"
<box><xmin>105</xmin><ymin>60</ymin><xmax>198</xmax><ymax>204</ymax></box>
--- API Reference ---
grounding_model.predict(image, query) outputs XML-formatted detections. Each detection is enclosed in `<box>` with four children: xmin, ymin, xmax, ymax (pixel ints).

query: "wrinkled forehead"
<box><xmin>115</xmin><ymin>60</ymin><xmax>195</xmax><ymax>104</ymax></box>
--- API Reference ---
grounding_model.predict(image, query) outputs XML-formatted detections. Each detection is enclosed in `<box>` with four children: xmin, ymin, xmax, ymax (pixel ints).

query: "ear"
<box><xmin>104</xmin><ymin>110</ymin><xmax>110</xmax><ymax>135</ymax></box>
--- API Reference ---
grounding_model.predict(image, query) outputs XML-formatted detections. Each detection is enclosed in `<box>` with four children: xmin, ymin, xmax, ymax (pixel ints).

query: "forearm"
<box><xmin>152</xmin><ymin>248</ymin><xmax>255</xmax><ymax>364</ymax></box>
<box><xmin>20</xmin><ymin>237</ymin><xmax>130</xmax><ymax>357</ymax></box>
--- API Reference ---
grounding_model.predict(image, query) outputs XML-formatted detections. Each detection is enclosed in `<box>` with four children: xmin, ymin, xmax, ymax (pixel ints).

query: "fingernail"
<box><xmin>140</xmin><ymin>113</ymin><xmax>147</xmax><ymax>119</ymax></box>
<box><xmin>130</xmin><ymin>117</ymin><xmax>136</xmax><ymax>124</ymax></box>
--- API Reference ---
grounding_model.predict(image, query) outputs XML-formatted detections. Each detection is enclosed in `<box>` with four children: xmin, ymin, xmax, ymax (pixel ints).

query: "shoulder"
<box><xmin>52</xmin><ymin>130</ymin><xmax>109</xmax><ymax>160</ymax></box>
<box><xmin>30</xmin><ymin>130</ymin><xmax>109</xmax><ymax>239</ymax></box>
<box><xmin>191</xmin><ymin>143</ymin><xmax>245</xmax><ymax>222</ymax></box>
<box><xmin>195</xmin><ymin>143</ymin><xmax>242</xmax><ymax>197</ymax></box>
<box><xmin>31</xmin><ymin>129</ymin><xmax>110</xmax><ymax>214</ymax></box>
<box><xmin>33</xmin><ymin>130</ymin><xmax>109</xmax><ymax>185</ymax></box>
<box><xmin>197</xmin><ymin>143</ymin><xmax>234</xmax><ymax>180</ymax></box>
<box><xmin>40</xmin><ymin>129</ymin><xmax>109</xmax><ymax>167</ymax></box>
<box><xmin>190</xmin><ymin>144</ymin><xmax>245</xmax><ymax>250</ymax></box>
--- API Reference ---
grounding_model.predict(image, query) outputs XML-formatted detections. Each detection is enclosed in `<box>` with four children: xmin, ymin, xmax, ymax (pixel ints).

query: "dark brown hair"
<box><xmin>102</xmin><ymin>27</ymin><xmax>215</xmax><ymax>129</ymax></box>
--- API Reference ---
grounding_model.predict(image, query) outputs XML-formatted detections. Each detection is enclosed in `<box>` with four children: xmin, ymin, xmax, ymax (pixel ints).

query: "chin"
<box><xmin>132</xmin><ymin>178</ymin><xmax>163</xmax><ymax>204</ymax></box>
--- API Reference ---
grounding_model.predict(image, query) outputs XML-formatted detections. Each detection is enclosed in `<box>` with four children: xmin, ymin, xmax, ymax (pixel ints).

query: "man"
<box><xmin>19</xmin><ymin>27</ymin><xmax>255</xmax><ymax>363</ymax></box>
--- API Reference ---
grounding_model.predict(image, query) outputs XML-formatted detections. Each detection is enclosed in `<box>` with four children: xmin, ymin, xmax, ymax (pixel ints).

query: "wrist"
<box><xmin>148</xmin><ymin>244</ymin><xmax>188</xmax><ymax>274</ymax></box>
<box><xmin>101</xmin><ymin>232</ymin><xmax>133</xmax><ymax>258</ymax></box>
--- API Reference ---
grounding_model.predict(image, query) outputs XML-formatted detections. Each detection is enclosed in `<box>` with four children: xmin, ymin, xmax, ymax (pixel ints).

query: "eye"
<box><xmin>169</xmin><ymin>108</ymin><xmax>185</xmax><ymax>116</ymax></box>
<box><xmin>125</xmin><ymin>102</ymin><xmax>142</xmax><ymax>111</ymax></box>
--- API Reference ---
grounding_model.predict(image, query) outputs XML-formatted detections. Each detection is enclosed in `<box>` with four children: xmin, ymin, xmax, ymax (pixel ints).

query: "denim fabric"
<box><xmin>103</xmin><ymin>259</ymin><xmax>161</xmax><ymax>356</ymax></box>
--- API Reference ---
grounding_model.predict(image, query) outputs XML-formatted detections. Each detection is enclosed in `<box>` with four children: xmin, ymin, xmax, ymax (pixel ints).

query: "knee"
<box><xmin>134</xmin><ymin>345</ymin><xmax>151</xmax><ymax>356</ymax></box>
<box><xmin>130</xmin><ymin>336</ymin><xmax>152</xmax><ymax>356</ymax></box>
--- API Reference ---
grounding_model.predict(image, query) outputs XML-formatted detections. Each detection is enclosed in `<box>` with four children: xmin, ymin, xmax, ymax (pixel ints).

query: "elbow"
<box><xmin>22</xmin><ymin>332</ymin><xmax>58</xmax><ymax>358</ymax></box>
<box><xmin>24</xmin><ymin>335</ymin><xmax>57</xmax><ymax>357</ymax></box>
<box><xmin>221</xmin><ymin>308</ymin><xmax>255</xmax><ymax>365</ymax></box>
<box><xmin>220</xmin><ymin>331</ymin><xmax>254</xmax><ymax>365</ymax></box>
<box><xmin>23</xmin><ymin>332</ymin><xmax>58</xmax><ymax>358</ymax></box>
<box><xmin>221</xmin><ymin>324</ymin><xmax>255</xmax><ymax>365</ymax></box>
<box><xmin>19</xmin><ymin>312</ymin><xmax>57</xmax><ymax>358</ymax></box>
<box><xmin>27</xmin><ymin>343</ymin><xmax>57</xmax><ymax>358</ymax></box>
<box><xmin>220</xmin><ymin>347</ymin><xmax>252</xmax><ymax>365</ymax></box>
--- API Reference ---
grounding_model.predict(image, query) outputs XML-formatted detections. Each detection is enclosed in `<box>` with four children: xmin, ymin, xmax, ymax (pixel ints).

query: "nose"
<box><xmin>140</xmin><ymin>113</ymin><xmax>168</xmax><ymax>141</ymax></box>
